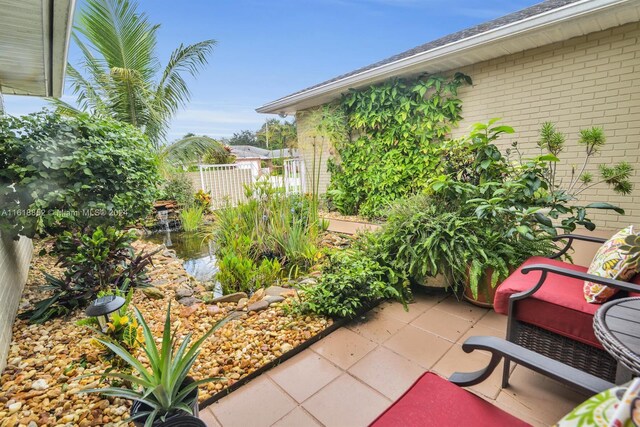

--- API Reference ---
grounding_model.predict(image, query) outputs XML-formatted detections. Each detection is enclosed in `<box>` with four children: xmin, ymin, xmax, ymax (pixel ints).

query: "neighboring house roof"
<box><xmin>230</xmin><ymin>145</ymin><xmax>298</xmax><ymax>160</ymax></box>
<box><xmin>257</xmin><ymin>0</ymin><xmax>640</xmax><ymax>114</ymax></box>
<box><xmin>0</xmin><ymin>0</ymin><xmax>76</xmax><ymax>98</ymax></box>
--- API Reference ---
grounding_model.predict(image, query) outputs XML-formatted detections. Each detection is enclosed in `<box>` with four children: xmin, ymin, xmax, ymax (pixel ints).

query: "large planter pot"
<box><xmin>131</xmin><ymin>377</ymin><xmax>200</xmax><ymax>427</ymax></box>
<box><xmin>463</xmin><ymin>269</ymin><xmax>500</xmax><ymax>308</ymax></box>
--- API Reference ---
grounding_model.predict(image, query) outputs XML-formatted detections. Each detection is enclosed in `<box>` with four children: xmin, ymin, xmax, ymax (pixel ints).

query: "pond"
<box><xmin>144</xmin><ymin>229</ymin><xmax>222</xmax><ymax>296</ymax></box>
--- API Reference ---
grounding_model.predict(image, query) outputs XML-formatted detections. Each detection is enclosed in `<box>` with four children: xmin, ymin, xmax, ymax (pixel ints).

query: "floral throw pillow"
<box><xmin>584</xmin><ymin>226</ymin><xmax>640</xmax><ymax>304</ymax></box>
<box><xmin>555</xmin><ymin>378</ymin><xmax>640</xmax><ymax>426</ymax></box>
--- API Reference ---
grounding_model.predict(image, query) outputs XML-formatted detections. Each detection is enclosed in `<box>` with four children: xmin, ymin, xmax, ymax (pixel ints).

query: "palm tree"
<box><xmin>53</xmin><ymin>0</ymin><xmax>214</xmax><ymax>146</ymax></box>
<box><xmin>158</xmin><ymin>135</ymin><xmax>233</xmax><ymax>177</ymax></box>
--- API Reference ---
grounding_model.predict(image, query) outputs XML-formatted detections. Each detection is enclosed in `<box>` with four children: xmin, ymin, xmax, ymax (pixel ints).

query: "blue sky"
<box><xmin>3</xmin><ymin>0</ymin><xmax>539</xmax><ymax>142</ymax></box>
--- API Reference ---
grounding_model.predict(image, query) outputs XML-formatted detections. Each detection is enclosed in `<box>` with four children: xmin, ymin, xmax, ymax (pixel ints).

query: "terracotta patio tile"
<box><xmin>373</xmin><ymin>293</ymin><xmax>441</xmax><ymax>323</ymax></box>
<box><xmin>310</xmin><ymin>327</ymin><xmax>376</xmax><ymax>370</ymax></box>
<box><xmin>431</xmin><ymin>343</ymin><xmax>505</xmax><ymax>400</ymax></box>
<box><xmin>476</xmin><ymin>309</ymin><xmax>508</xmax><ymax>331</ymax></box>
<box><xmin>432</xmin><ymin>296</ymin><xmax>488</xmax><ymax>322</ymax></box>
<box><xmin>496</xmin><ymin>365</ymin><xmax>588</xmax><ymax>426</ymax></box>
<box><xmin>349</xmin><ymin>346</ymin><xmax>424</xmax><ymax>400</ymax></box>
<box><xmin>457</xmin><ymin>322</ymin><xmax>506</xmax><ymax>344</ymax></box>
<box><xmin>272</xmin><ymin>407</ymin><xmax>322</xmax><ymax>427</ymax></box>
<box><xmin>347</xmin><ymin>309</ymin><xmax>405</xmax><ymax>343</ymax></box>
<box><xmin>267</xmin><ymin>349</ymin><xmax>342</xmax><ymax>403</ymax></box>
<box><xmin>383</xmin><ymin>324</ymin><xmax>452</xmax><ymax>369</ymax></box>
<box><xmin>199</xmin><ymin>407</ymin><xmax>221</xmax><ymax>427</ymax></box>
<box><xmin>303</xmin><ymin>374</ymin><xmax>391</xmax><ymax>427</ymax></box>
<box><xmin>210</xmin><ymin>375</ymin><xmax>296</xmax><ymax>427</ymax></box>
<box><xmin>410</xmin><ymin>307</ymin><xmax>474</xmax><ymax>342</ymax></box>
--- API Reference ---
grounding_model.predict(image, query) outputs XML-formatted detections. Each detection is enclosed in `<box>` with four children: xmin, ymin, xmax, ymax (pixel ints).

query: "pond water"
<box><xmin>144</xmin><ymin>230</ymin><xmax>221</xmax><ymax>295</ymax></box>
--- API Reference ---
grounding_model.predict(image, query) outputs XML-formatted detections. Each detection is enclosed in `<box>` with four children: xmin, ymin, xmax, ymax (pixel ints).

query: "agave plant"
<box><xmin>81</xmin><ymin>303</ymin><xmax>229</xmax><ymax>426</ymax></box>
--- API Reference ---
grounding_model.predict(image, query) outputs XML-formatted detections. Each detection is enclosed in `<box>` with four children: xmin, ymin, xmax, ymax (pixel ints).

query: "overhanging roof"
<box><xmin>257</xmin><ymin>0</ymin><xmax>640</xmax><ymax>114</ymax></box>
<box><xmin>0</xmin><ymin>0</ymin><xmax>76</xmax><ymax>98</ymax></box>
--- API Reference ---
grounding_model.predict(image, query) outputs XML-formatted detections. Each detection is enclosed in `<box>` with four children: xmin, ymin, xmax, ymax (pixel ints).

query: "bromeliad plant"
<box><xmin>82</xmin><ymin>303</ymin><xmax>229</xmax><ymax>426</ymax></box>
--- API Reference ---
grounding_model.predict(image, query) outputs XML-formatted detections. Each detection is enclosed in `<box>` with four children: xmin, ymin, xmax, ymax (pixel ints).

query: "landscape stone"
<box><xmin>30</xmin><ymin>379</ymin><xmax>48</xmax><ymax>391</ymax></box>
<box><xmin>142</xmin><ymin>287</ymin><xmax>164</xmax><ymax>300</ymax></box>
<box><xmin>206</xmin><ymin>304</ymin><xmax>221</xmax><ymax>314</ymax></box>
<box><xmin>247</xmin><ymin>300</ymin><xmax>269</xmax><ymax>313</ymax></box>
<box><xmin>263</xmin><ymin>295</ymin><xmax>285</xmax><ymax>304</ymax></box>
<box><xmin>265</xmin><ymin>286</ymin><xmax>289</xmax><ymax>297</ymax></box>
<box><xmin>209</xmin><ymin>292</ymin><xmax>247</xmax><ymax>303</ymax></box>
<box><xmin>236</xmin><ymin>298</ymin><xmax>248</xmax><ymax>310</ymax></box>
<box><xmin>175</xmin><ymin>286</ymin><xmax>194</xmax><ymax>299</ymax></box>
<box><xmin>177</xmin><ymin>296</ymin><xmax>200</xmax><ymax>306</ymax></box>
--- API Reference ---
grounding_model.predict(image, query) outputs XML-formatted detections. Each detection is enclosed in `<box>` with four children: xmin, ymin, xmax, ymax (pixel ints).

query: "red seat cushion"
<box><xmin>370</xmin><ymin>372</ymin><xmax>529</xmax><ymax>427</ymax></box>
<box><xmin>494</xmin><ymin>256</ymin><xmax>604</xmax><ymax>348</ymax></box>
<box><xmin>630</xmin><ymin>274</ymin><xmax>640</xmax><ymax>297</ymax></box>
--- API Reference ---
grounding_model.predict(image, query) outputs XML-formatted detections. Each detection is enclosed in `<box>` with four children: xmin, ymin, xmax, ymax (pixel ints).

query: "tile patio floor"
<box><xmin>199</xmin><ymin>292</ymin><xmax>588</xmax><ymax>427</ymax></box>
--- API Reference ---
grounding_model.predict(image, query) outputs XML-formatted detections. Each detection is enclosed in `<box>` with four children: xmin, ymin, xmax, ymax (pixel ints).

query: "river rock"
<box><xmin>247</xmin><ymin>300</ymin><xmax>269</xmax><ymax>313</ymax></box>
<box><xmin>248</xmin><ymin>288</ymin><xmax>265</xmax><ymax>303</ymax></box>
<box><xmin>177</xmin><ymin>296</ymin><xmax>200</xmax><ymax>307</ymax></box>
<box><xmin>280</xmin><ymin>343</ymin><xmax>293</xmax><ymax>353</ymax></box>
<box><xmin>175</xmin><ymin>287</ymin><xmax>194</xmax><ymax>299</ymax></box>
<box><xmin>265</xmin><ymin>286</ymin><xmax>289</xmax><ymax>297</ymax></box>
<box><xmin>30</xmin><ymin>379</ymin><xmax>48</xmax><ymax>390</ymax></box>
<box><xmin>142</xmin><ymin>287</ymin><xmax>164</xmax><ymax>300</ymax></box>
<box><xmin>206</xmin><ymin>304</ymin><xmax>221</xmax><ymax>314</ymax></box>
<box><xmin>263</xmin><ymin>295</ymin><xmax>285</xmax><ymax>304</ymax></box>
<box><xmin>236</xmin><ymin>298</ymin><xmax>248</xmax><ymax>310</ymax></box>
<box><xmin>209</xmin><ymin>292</ymin><xmax>247</xmax><ymax>303</ymax></box>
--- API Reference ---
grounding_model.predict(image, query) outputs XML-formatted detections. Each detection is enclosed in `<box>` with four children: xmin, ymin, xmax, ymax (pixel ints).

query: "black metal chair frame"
<box><xmin>502</xmin><ymin>234</ymin><xmax>640</xmax><ymax>386</ymax></box>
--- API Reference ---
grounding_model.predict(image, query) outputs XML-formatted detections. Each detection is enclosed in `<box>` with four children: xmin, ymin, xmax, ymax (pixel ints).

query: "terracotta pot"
<box><xmin>463</xmin><ymin>268</ymin><xmax>501</xmax><ymax>308</ymax></box>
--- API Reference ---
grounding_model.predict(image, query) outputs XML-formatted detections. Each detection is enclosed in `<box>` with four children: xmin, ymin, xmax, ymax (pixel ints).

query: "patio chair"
<box><xmin>370</xmin><ymin>336</ymin><xmax>613</xmax><ymax>427</ymax></box>
<box><xmin>493</xmin><ymin>234</ymin><xmax>640</xmax><ymax>385</ymax></box>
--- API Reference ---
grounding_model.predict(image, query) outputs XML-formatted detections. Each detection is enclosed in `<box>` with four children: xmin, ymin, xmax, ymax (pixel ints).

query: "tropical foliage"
<box><xmin>82</xmin><ymin>303</ymin><xmax>230</xmax><ymax>425</ymax></box>
<box><xmin>19</xmin><ymin>227</ymin><xmax>157</xmax><ymax>323</ymax></box>
<box><xmin>54</xmin><ymin>0</ymin><xmax>215</xmax><ymax>146</ymax></box>
<box><xmin>211</xmin><ymin>182</ymin><xmax>319</xmax><ymax>293</ymax></box>
<box><xmin>159</xmin><ymin>135</ymin><xmax>233</xmax><ymax>175</ymax></box>
<box><xmin>0</xmin><ymin>111</ymin><xmax>159</xmax><ymax>240</ymax></box>
<box><xmin>327</xmin><ymin>73</ymin><xmax>472</xmax><ymax>218</ymax></box>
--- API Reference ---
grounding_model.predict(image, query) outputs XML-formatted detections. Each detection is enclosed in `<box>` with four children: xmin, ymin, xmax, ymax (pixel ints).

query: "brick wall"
<box><xmin>0</xmin><ymin>235</ymin><xmax>33</xmax><ymax>372</ymax></box>
<box><xmin>450</xmin><ymin>22</ymin><xmax>640</xmax><ymax>231</ymax></box>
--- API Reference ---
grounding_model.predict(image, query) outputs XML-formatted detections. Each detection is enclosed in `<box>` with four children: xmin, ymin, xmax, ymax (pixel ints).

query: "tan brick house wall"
<box><xmin>297</xmin><ymin>22</ymin><xmax>640</xmax><ymax>231</ymax></box>
<box><xmin>295</xmin><ymin>108</ymin><xmax>332</xmax><ymax>195</ymax></box>
<box><xmin>451</xmin><ymin>22</ymin><xmax>640</xmax><ymax>231</ymax></box>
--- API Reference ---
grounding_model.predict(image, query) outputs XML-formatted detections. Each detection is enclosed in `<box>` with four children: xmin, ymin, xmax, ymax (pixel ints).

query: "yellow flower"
<box><xmin>106</xmin><ymin>322</ymin><xmax>115</xmax><ymax>332</ymax></box>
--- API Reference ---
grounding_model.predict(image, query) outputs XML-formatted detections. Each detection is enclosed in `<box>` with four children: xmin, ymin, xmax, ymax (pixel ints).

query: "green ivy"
<box><xmin>327</xmin><ymin>73</ymin><xmax>472</xmax><ymax>218</ymax></box>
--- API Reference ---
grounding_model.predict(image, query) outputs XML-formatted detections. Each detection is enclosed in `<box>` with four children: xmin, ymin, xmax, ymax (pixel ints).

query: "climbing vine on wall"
<box><xmin>327</xmin><ymin>72</ymin><xmax>472</xmax><ymax>218</ymax></box>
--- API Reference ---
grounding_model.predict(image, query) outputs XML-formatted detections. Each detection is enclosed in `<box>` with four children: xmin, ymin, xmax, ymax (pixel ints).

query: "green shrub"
<box><xmin>0</xmin><ymin>111</ymin><xmax>160</xmax><ymax>239</ymax></box>
<box><xmin>160</xmin><ymin>173</ymin><xmax>194</xmax><ymax>208</ymax></box>
<box><xmin>295</xmin><ymin>249</ymin><xmax>405</xmax><ymax>319</ymax></box>
<box><xmin>20</xmin><ymin>227</ymin><xmax>157</xmax><ymax>323</ymax></box>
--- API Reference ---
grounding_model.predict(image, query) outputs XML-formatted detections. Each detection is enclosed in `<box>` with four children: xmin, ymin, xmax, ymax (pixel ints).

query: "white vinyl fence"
<box><xmin>199</xmin><ymin>159</ymin><xmax>306</xmax><ymax>209</ymax></box>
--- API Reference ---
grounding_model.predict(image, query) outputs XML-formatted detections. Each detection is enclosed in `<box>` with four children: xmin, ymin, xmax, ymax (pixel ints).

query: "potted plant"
<box><xmin>81</xmin><ymin>302</ymin><xmax>229</xmax><ymax>426</ymax></box>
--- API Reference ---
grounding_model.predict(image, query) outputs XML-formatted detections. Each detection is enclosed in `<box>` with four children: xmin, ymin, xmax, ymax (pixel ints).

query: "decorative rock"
<box><xmin>280</xmin><ymin>343</ymin><xmax>294</xmax><ymax>353</ymax></box>
<box><xmin>175</xmin><ymin>286</ymin><xmax>194</xmax><ymax>299</ymax></box>
<box><xmin>162</xmin><ymin>250</ymin><xmax>177</xmax><ymax>258</ymax></box>
<box><xmin>297</xmin><ymin>277</ymin><xmax>318</xmax><ymax>286</ymax></box>
<box><xmin>180</xmin><ymin>304</ymin><xmax>201</xmax><ymax>318</ymax></box>
<box><xmin>247</xmin><ymin>300</ymin><xmax>269</xmax><ymax>313</ymax></box>
<box><xmin>236</xmin><ymin>298</ymin><xmax>248</xmax><ymax>310</ymax></box>
<box><xmin>265</xmin><ymin>286</ymin><xmax>289</xmax><ymax>297</ymax></box>
<box><xmin>279</xmin><ymin>289</ymin><xmax>297</xmax><ymax>298</ymax></box>
<box><xmin>248</xmin><ymin>288</ymin><xmax>265</xmax><ymax>303</ymax></box>
<box><xmin>142</xmin><ymin>287</ymin><xmax>164</xmax><ymax>300</ymax></box>
<box><xmin>177</xmin><ymin>296</ymin><xmax>200</xmax><ymax>307</ymax></box>
<box><xmin>30</xmin><ymin>379</ymin><xmax>48</xmax><ymax>390</ymax></box>
<box><xmin>8</xmin><ymin>402</ymin><xmax>22</xmax><ymax>413</ymax></box>
<box><xmin>209</xmin><ymin>292</ymin><xmax>248</xmax><ymax>303</ymax></box>
<box><xmin>263</xmin><ymin>295</ymin><xmax>285</xmax><ymax>304</ymax></box>
<box><xmin>206</xmin><ymin>304</ymin><xmax>221</xmax><ymax>314</ymax></box>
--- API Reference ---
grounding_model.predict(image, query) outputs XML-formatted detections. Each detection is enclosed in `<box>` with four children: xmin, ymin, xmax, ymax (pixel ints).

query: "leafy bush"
<box><xmin>0</xmin><ymin>111</ymin><xmax>160</xmax><ymax>239</ymax></box>
<box><xmin>327</xmin><ymin>73</ymin><xmax>472</xmax><ymax>218</ymax></box>
<box><xmin>295</xmin><ymin>249</ymin><xmax>405</xmax><ymax>319</ymax></box>
<box><xmin>159</xmin><ymin>173</ymin><xmax>194</xmax><ymax>208</ymax></box>
<box><xmin>194</xmin><ymin>189</ymin><xmax>212</xmax><ymax>212</ymax></box>
<box><xmin>20</xmin><ymin>227</ymin><xmax>157</xmax><ymax>323</ymax></box>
